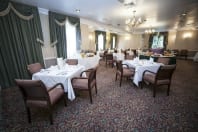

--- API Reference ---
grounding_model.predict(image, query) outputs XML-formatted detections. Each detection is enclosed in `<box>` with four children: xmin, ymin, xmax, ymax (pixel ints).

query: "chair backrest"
<box><xmin>88</xmin><ymin>68</ymin><xmax>97</xmax><ymax>88</ymax></box>
<box><xmin>156</xmin><ymin>65</ymin><xmax>176</xmax><ymax>81</ymax></box>
<box><xmin>116</xmin><ymin>60</ymin><xmax>123</xmax><ymax>74</ymax></box>
<box><xmin>180</xmin><ymin>49</ymin><xmax>188</xmax><ymax>56</ymax></box>
<box><xmin>15</xmin><ymin>79</ymin><xmax>49</xmax><ymax>101</ymax></box>
<box><xmin>27</xmin><ymin>63</ymin><xmax>43</xmax><ymax>75</ymax></box>
<box><xmin>106</xmin><ymin>53</ymin><xmax>113</xmax><ymax>60</ymax></box>
<box><xmin>157</xmin><ymin>57</ymin><xmax>170</xmax><ymax>65</ymax></box>
<box><xmin>66</xmin><ymin>59</ymin><xmax>78</xmax><ymax>65</ymax></box>
<box><xmin>125</xmin><ymin>54</ymin><xmax>134</xmax><ymax>60</ymax></box>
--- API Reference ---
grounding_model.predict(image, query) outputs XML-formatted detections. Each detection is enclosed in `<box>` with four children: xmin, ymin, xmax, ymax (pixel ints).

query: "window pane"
<box><xmin>152</xmin><ymin>35</ymin><xmax>164</xmax><ymax>49</ymax></box>
<box><xmin>66</xmin><ymin>21</ymin><xmax>77</xmax><ymax>58</ymax></box>
<box><xmin>98</xmin><ymin>34</ymin><xmax>104</xmax><ymax>50</ymax></box>
<box><xmin>112</xmin><ymin>36</ymin><xmax>115</xmax><ymax>49</ymax></box>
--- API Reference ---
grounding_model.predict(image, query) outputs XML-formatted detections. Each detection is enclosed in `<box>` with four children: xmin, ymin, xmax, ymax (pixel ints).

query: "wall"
<box><xmin>39</xmin><ymin>12</ymin><xmax>198</xmax><ymax>57</ymax></box>
<box><xmin>39</xmin><ymin>13</ymin><xmax>57</xmax><ymax>59</ymax></box>
<box><xmin>116</xmin><ymin>30</ymin><xmax>198</xmax><ymax>51</ymax></box>
<box><xmin>80</xmin><ymin>24</ymin><xmax>96</xmax><ymax>51</ymax></box>
<box><xmin>117</xmin><ymin>34</ymin><xmax>146</xmax><ymax>49</ymax></box>
<box><xmin>167</xmin><ymin>30</ymin><xmax>198</xmax><ymax>50</ymax></box>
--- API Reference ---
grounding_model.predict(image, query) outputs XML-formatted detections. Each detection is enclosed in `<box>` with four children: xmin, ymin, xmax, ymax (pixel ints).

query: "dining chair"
<box><xmin>105</xmin><ymin>53</ymin><xmax>114</xmax><ymax>67</ymax></box>
<box><xmin>66</xmin><ymin>59</ymin><xmax>78</xmax><ymax>65</ymax></box>
<box><xmin>179</xmin><ymin>49</ymin><xmax>188</xmax><ymax>60</ymax></box>
<box><xmin>27</xmin><ymin>63</ymin><xmax>43</xmax><ymax>75</ymax></box>
<box><xmin>15</xmin><ymin>79</ymin><xmax>66</xmax><ymax>124</ymax></box>
<box><xmin>157</xmin><ymin>57</ymin><xmax>170</xmax><ymax>65</ymax></box>
<box><xmin>115</xmin><ymin>60</ymin><xmax>135</xmax><ymax>87</ymax></box>
<box><xmin>141</xmin><ymin>65</ymin><xmax>176</xmax><ymax>97</ymax></box>
<box><xmin>71</xmin><ymin>67</ymin><xmax>97</xmax><ymax>103</ymax></box>
<box><xmin>125</xmin><ymin>54</ymin><xmax>135</xmax><ymax>60</ymax></box>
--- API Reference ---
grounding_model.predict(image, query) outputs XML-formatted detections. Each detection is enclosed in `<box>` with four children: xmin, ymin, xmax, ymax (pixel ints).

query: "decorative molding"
<box><xmin>0</xmin><ymin>3</ymin><xmax>33</xmax><ymax>20</ymax></box>
<box><xmin>55</xmin><ymin>19</ymin><xmax>66</xmax><ymax>26</ymax></box>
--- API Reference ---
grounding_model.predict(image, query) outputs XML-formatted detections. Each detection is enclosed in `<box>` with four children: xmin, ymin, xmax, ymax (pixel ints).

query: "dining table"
<box><xmin>78</xmin><ymin>55</ymin><xmax>100</xmax><ymax>70</ymax></box>
<box><xmin>123</xmin><ymin>58</ymin><xmax>163</xmax><ymax>87</ymax></box>
<box><xmin>32</xmin><ymin>64</ymin><xmax>85</xmax><ymax>101</ymax></box>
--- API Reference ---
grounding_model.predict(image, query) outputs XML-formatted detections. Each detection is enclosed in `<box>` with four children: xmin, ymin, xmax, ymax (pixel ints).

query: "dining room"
<box><xmin>0</xmin><ymin>0</ymin><xmax>198</xmax><ymax>131</ymax></box>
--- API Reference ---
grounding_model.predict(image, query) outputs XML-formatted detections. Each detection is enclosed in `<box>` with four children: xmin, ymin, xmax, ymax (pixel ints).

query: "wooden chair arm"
<box><xmin>122</xmin><ymin>64</ymin><xmax>129</xmax><ymax>68</ymax></box>
<box><xmin>143</xmin><ymin>70</ymin><xmax>156</xmax><ymax>77</ymax></box>
<box><xmin>48</xmin><ymin>83</ymin><xmax>64</xmax><ymax>92</ymax></box>
<box><xmin>71</xmin><ymin>77</ymin><xmax>88</xmax><ymax>84</ymax></box>
<box><xmin>80</xmin><ymin>68</ymin><xmax>93</xmax><ymax>77</ymax></box>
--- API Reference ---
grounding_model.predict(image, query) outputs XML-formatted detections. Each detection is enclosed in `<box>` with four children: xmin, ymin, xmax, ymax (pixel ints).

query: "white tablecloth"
<box><xmin>32</xmin><ymin>64</ymin><xmax>85</xmax><ymax>101</ymax></box>
<box><xmin>78</xmin><ymin>55</ymin><xmax>100</xmax><ymax>70</ymax></box>
<box><xmin>193</xmin><ymin>52</ymin><xmax>198</xmax><ymax>62</ymax></box>
<box><xmin>123</xmin><ymin>59</ymin><xmax>162</xmax><ymax>86</ymax></box>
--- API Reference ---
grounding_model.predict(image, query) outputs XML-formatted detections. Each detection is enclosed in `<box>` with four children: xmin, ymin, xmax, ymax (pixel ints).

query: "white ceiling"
<box><xmin>12</xmin><ymin>0</ymin><xmax>198</xmax><ymax>34</ymax></box>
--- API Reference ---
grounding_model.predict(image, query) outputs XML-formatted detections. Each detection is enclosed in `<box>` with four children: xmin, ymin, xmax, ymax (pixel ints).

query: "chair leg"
<box><xmin>115</xmin><ymin>73</ymin><xmax>118</xmax><ymax>81</ymax></box>
<box><xmin>153</xmin><ymin>85</ymin><xmax>156</xmax><ymax>97</ymax></box>
<box><xmin>49</xmin><ymin>109</ymin><xmax>53</xmax><ymax>125</ymax></box>
<box><xmin>89</xmin><ymin>89</ymin><xmax>93</xmax><ymax>104</ymax></box>
<box><xmin>167</xmin><ymin>84</ymin><xmax>170</xmax><ymax>96</ymax></box>
<box><xmin>26</xmin><ymin>107</ymin><xmax>31</xmax><ymax>123</ymax></box>
<box><xmin>120</xmin><ymin>77</ymin><xmax>122</xmax><ymax>87</ymax></box>
<box><xmin>140</xmin><ymin>81</ymin><xmax>143</xmax><ymax>89</ymax></box>
<box><xmin>63</xmin><ymin>96</ymin><xmax>67</xmax><ymax>107</ymax></box>
<box><xmin>95</xmin><ymin>83</ymin><xmax>97</xmax><ymax>94</ymax></box>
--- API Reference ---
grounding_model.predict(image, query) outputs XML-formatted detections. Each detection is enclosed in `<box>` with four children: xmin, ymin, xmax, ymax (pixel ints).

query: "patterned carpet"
<box><xmin>1</xmin><ymin>59</ymin><xmax>198</xmax><ymax>131</ymax></box>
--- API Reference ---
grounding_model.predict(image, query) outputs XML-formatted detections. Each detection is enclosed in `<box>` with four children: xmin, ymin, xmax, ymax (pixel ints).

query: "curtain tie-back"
<box><xmin>36</xmin><ymin>38</ymin><xmax>44</xmax><ymax>46</ymax></box>
<box><xmin>50</xmin><ymin>40</ymin><xmax>58</xmax><ymax>47</ymax></box>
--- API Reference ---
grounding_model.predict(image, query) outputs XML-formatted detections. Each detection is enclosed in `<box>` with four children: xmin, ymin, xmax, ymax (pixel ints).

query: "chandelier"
<box><xmin>145</xmin><ymin>27</ymin><xmax>155</xmax><ymax>34</ymax></box>
<box><xmin>125</xmin><ymin>10</ymin><xmax>143</xmax><ymax>29</ymax></box>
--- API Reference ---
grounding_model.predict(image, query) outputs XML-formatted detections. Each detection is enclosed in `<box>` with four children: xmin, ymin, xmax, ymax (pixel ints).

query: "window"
<box><xmin>66</xmin><ymin>20</ymin><xmax>77</xmax><ymax>58</ymax></box>
<box><xmin>152</xmin><ymin>35</ymin><xmax>164</xmax><ymax>49</ymax></box>
<box><xmin>112</xmin><ymin>36</ymin><xmax>115</xmax><ymax>49</ymax></box>
<box><xmin>98</xmin><ymin>34</ymin><xmax>104</xmax><ymax>50</ymax></box>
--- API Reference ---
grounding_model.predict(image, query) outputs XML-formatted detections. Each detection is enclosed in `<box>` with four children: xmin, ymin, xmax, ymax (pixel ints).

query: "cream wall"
<box><xmin>117</xmin><ymin>30</ymin><xmax>198</xmax><ymax>51</ymax></box>
<box><xmin>80</xmin><ymin>24</ymin><xmax>96</xmax><ymax>51</ymax></box>
<box><xmin>39</xmin><ymin>13</ymin><xmax>57</xmax><ymax>59</ymax></box>
<box><xmin>117</xmin><ymin>34</ymin><xmax>148</xmax><ymax>49</ymax></box>
<box><xmin>168</xmin><ymin>30</ymin><xmax>198</xmax><ymax>50</ymax></box>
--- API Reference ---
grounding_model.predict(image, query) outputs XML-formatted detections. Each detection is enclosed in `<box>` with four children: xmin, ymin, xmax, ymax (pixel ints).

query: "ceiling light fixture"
<box><xmin>75</xmin><ymin>9</ymin><xmax>80</xmax><ymax>13</ymax></box>
<box><xmin>145</xmin><ymin>26</ymin><xmax>155</xmax><ymax>34</ymax></box>
<box><xmin>125</xmin><ymin>10</ymin><xmax>143</xmax><ymax>30</ymax></box>
<box><xmin>118</xmin><ymin>0</ymin><xmax>136</xmax><ymax>7</ymax></box>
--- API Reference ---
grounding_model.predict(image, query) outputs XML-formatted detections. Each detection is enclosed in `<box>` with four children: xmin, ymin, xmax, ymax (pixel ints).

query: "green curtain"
<box><xmin>95</xmin><ymin>30</ymin><xmax>106</xmax><ymax>51</ymax></box>
<box><xmin>148</xmin><ymin>34</ymin><xmax>154</xmax><ymax>49</ymax></box>
<box><xmin>49</xmin><ymin>11</ymin><xmax>67</xmax><ymax>58</ymax></box>
<box><xmin>49</xmin><ymin>12</ymin><xmax>81</xmax><ymax>58</ymax></box>
<box><xmin>0</xmin><ymin>1</ymin><xmax>44</xmax><ymax>88</ymax></box>
<box><xmin>110</xmin><ymin>33</ymin><xmax>118</xmax><ymax>49</ymax></box>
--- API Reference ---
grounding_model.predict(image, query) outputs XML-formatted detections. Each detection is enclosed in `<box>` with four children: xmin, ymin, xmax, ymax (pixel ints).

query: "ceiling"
<box><xmin>12</xmin><ymin>0</ymin><xmax>198</xmax><ymax>34</ymax></box>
